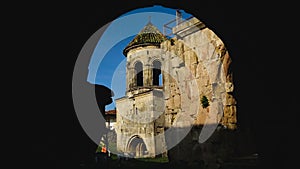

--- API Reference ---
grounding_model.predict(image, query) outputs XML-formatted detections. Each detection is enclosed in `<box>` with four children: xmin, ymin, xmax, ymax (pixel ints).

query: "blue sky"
<box><xmin>87</xmin><ymin>5</ymin><xmax>193</xmax><ymax>110</ymax></box>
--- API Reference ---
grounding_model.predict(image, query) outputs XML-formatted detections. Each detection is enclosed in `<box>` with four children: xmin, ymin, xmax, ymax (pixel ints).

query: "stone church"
<box><xmin>115</xmin><ymin>12</ymin><xmax>237</xmax><ymax>159</ymax></box>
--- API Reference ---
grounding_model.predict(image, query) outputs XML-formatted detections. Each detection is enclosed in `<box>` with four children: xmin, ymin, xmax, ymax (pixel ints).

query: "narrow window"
<box><xmin>135</xmin><ymin>61</ymin><xmax>143</xmax><ymax>87</ymax></box>
<box><xmin>159</xmin><ymin>73</ymin><xmax>163</xmax><ymax>86</ymax></box>
<box><xmin>153</xmin><ymin>60</ymin><xmax>162</xmax><ymax>86</ymax></box>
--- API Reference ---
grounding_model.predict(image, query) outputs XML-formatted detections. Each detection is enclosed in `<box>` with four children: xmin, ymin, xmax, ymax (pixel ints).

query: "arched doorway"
<box><xmin>127</xmin><ymin>135</ymin><xmax>147</xmax><ymax>157</ymax></box>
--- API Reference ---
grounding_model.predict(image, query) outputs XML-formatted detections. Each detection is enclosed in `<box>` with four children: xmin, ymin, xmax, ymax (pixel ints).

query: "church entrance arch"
<box><xmin>126</xmin><ymin>135</ymin><xmax>147</xmax><ymax>157</ymax></box>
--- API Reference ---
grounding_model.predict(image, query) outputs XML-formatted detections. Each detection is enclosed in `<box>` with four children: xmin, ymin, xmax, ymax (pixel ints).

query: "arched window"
<box><xmin>153</xmin><ymin>60</ymin><xmax>162</xmax><ymax>86</ymax></box>
<box><xmin>134</xmin><ymin>61</ymin><xmax>143</xmax><ymax>87</ymax></box>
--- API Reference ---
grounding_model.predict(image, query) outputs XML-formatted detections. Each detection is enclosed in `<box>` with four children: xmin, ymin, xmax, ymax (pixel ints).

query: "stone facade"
<box><xmin>115</xmin><ymin>16</ymin><xmax>237</xmax><ymax>161</ymax></box>
<box><xmin>115</xmin><ymin>24</ymin><xmax>168</xmax><ymax>157</ymax></box>
<box><xmin>162</xmin><ymin>17</ymin><xmax>237</xmax><ymax>129</ymax></box>
<box><xmin>116</xmin><ymin>89</ymin><xmax>166</xmax><ymax>157</ymax></box>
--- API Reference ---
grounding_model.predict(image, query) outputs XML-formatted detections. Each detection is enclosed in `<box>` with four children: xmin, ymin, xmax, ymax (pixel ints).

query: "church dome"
<box><xmin>123</xmin><ymin>21</ymin><xmax>167</xmax><ymax>56</ymax></box>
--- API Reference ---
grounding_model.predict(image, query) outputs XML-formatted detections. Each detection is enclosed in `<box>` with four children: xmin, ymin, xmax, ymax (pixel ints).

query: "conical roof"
<box><xmin>123</xmin><ymin>21</ymin><xmax>167</xmax><ymax>56</ymax></box>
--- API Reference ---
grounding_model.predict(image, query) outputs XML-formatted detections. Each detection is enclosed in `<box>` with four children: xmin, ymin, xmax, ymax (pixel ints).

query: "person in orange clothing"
<box><xmin>101</xmin><ymin>145</ymin><xmax>107</xmax><ymax>153</ymax></box>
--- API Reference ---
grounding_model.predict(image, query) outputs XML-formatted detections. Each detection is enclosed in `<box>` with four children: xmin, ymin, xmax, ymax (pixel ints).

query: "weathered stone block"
<box><xmin>225</xmin><ymin>82</ymin><xmax>234</xmax><ymax>93</ymax></box>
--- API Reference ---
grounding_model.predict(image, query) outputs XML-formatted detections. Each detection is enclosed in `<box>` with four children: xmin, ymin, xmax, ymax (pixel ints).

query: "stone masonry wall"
<box><xmin>161</xmin><ymin>17</ymin><xmax>237</xmax><ymax>130</ymax></box>
<box><xmin>160</xmin><ymin>18</ymin><xmax>238</xmax><ymax>167</ymax></box>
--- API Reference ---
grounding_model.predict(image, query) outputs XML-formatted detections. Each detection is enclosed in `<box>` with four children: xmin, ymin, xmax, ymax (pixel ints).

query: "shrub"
<box><xmin>201</xmin><ymin>95</ymin><xmax>209</xmax><ymax>108</ymax></box>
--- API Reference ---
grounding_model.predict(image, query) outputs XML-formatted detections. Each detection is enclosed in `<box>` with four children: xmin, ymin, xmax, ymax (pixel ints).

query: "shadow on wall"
<box><xmin>166</xmin><ymin>124</ymin><xmax>258</xmax><ymax>169</ymax></box>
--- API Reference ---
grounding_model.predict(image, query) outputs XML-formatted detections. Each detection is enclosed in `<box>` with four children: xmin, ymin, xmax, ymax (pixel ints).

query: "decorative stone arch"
<box><xmin>126</xmin><ymin>135</ymin><xmax>148</xmax><ymax>158</ymax></box>
<box><xmin>149</xmin><ymin>55</ymin><xmax>162</xmax><ymax>63</ymax></box>
<box><xmin>132</xmin><ymin>59</ymin><xmax>145</xmax><ymax>67</ymax></box>
<box><xmin>133</xmin><ymin>60</ymin><xmax>144</xmax><ymax>87</ymax></box>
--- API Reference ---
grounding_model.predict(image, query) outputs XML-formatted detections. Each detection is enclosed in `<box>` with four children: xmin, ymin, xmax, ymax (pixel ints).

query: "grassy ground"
<box><xmin>72</xmin><ymin>154</ymin><xmax>259</xmax><ymax>169</ymax></box>
<box><xmin>92</xmin><ymin>156</ymin><xmax>169</xmax><ymax>169</ymax></box>
<box><xmin>135</xmin><ymin>156</ymin><xmax>169</xmax><ymax>163</ymax></box>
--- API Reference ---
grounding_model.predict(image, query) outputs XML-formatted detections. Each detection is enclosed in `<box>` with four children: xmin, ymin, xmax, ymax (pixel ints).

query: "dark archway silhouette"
<box><xmin>95</xmin><ymin>84</ymin><xmax>114</xmax><ymax>117</ymax></box>
<box><xmin>94</xmin><ymin>84</ymin><xmax>114</xmax><ymax>146</ymax></box>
